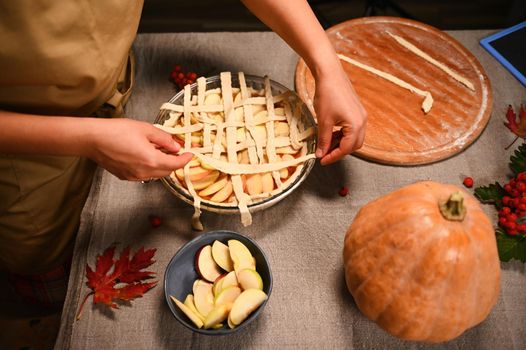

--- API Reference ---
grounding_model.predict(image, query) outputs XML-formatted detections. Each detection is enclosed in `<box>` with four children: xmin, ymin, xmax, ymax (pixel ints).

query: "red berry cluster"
<box><xmin>170</xmin><ymin>65</ymin><xmax>198</xmax><ymax>90</ymax></box>
<box><xmin>499</xmin><ymin>172</ymin><xmax>526</xmax><ymax>236</ymax></box>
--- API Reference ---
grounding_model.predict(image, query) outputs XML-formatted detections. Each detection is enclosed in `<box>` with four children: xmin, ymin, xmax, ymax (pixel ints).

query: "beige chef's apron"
<box><xmin>0</xmin><ymin>1</ymin><xmax>144</xmax><ymax>274</ymax></box>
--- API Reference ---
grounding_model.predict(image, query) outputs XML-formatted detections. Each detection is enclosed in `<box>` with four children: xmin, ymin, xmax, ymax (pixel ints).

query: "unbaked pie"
<box><xmin>155</xmin><ymin>72</ymin><xmax>316</xmax><ymax>229</ymax></box>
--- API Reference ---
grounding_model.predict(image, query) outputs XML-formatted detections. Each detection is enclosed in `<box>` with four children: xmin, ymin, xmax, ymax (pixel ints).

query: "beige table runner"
<box><xmin>55</xmin><ymin>31</ymin><xmax>526</xmax><ymax>349</ymax></box>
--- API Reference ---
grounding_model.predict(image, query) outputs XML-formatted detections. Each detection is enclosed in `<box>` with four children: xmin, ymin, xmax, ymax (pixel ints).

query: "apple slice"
<box><xmin>228</xmin><ymin>240</ymin><xmax>256</xmax><ymax>273</ymax></box>
<box><xmin>193</xmin><ymin>279</ymin><xmax>214</xmax><ymax>317</ymax></box>
<box><xmin>170</xmin><ymin>296</ymin><xmax>204</xmax><ymax>328</ymax></box>
<box><xmin>211</xmin><ymin>240</ymin><xmax>234</xmax><ymax>272</ymax></box>
<box><xmin>203</xmin><ymin>304</ymin><xmax>230</xmax><ymax>329</ymax></box>
<box><xmin>204</xmin><ymin>92</ymin><xmax>221</xmax><ymax>105</ymax></box>
<box><xmin>261</xmin><ymin>172</ymin><xmax>274</xmax><ymax>193</ymax></box>
<box><xmin>220</xmin><ymin>271</ymin><xmax>239</xmax><ymax>293</ymax></box>
<box><xmin>246</xmin><ymin>174</ymin><xmax>263</xmax><ymax>195</ymax></box>
<box><xmin>229</xmin><ymin>289</ymin><xmax>268</xmax><ymax>326</ymax></box>
<box><xmin>214</xmin><ymin>286</ymin><xmax>241</xmax><ymax>307</ymax></box>
<box><xmin>175</xmin><ymin>166</ymin><xmax>211</xmax><ymax>182</ymax></box>
<box><xmin>212</xmin><ymin>273</ymin><xmax>226</xmax><ymax>297</ymax></box>
<box><xmin>237</xmin><ymin>269</ymin><xmax>263</xmax><ymax>290</ymax></box>
<box><xmin>251</xmin><ymin>125</ymin><xmax>267</xmax><ymax>143</ymax></box>
<box><xmin>276</xmin><ymin>146</ymin><xmax>298</xmax><ymax>154</ymax></box>
<box><xmin>184</xmin><ymin>294</ymin><xmax>205</xmax><ymax>322</ymax></box>
<box><xmin>227</xmin><ymin>316</ymin><xmax>236</xmax><ymax>329</ymax></box>
<box><xmin>191</xmin><ymin>171</ymin><xmax>220</xmax><ymax>190</ymax></box>
<box><xmin>195</xmin><ymin>245</ymin><xmax>223</xmax><ymax>282</ymax></box>
<box><xmin>274</xmin><ymin>122</ymin><xmax>290</xmax><ymax>137</ymax></box>
<box><xmin>210</xmin><ymin>180</ymin><xmax>233</xmax><ymax>203</ymax></box>
<box><xmin>187</xmin><ymin>158</ymin><xmax>201</xmax><ymax>167</ymax></box>
<box><xmin>198</xmin><ymin>175</ymin><xmax>228</xmax><ymax>197</ymax></box>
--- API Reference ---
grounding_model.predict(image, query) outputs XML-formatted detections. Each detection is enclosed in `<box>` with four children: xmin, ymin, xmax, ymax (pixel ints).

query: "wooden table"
<box><xmin>55</xmin><ymin>31</ymin><xmax>526</xmax><ymax>350</ymax></box>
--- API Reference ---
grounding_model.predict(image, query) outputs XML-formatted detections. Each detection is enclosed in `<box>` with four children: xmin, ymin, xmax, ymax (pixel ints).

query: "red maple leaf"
<box><xmin>76</xmin><ymin>245</ymin><xmax>157</xmax><ymax>320</ymax></box>
<box><xmin>505</xmin><ymin>105</ymin><xmax>526</xmax><ymax>137</ymax></box>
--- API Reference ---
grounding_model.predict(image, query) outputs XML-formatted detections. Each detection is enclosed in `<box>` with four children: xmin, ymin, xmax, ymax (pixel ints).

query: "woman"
<box><xmin>0</xmin><ymin>0</ymin><xmax>366</xmax><ymax>307</ymax></box>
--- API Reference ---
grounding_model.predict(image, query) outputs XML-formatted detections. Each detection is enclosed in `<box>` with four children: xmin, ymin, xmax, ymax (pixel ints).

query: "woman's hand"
<box><xmin>240</xmin><ymin>0</ymin><xmax>368</xmax><ymax>165</ymax></box>
<box><xmin>314</xmin><ymin>66</ymin><xmax>367</xmax><ymax>165</ymax></box>
<box><xmin>88</xmin><ymin>118</ymin><xmax>193</xmax><ymax>181</ymax></box>
<box><xmin>0</xmin><ymin>110</ymin><xmax>192</xmax><ymax>181</ymax></box>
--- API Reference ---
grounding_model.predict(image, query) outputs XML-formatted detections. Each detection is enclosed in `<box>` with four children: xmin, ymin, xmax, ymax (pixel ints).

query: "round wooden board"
<box><xmin>295</xmin><ymin>17</ymin><xmax>493</xmax><ymax>165</ymax></box>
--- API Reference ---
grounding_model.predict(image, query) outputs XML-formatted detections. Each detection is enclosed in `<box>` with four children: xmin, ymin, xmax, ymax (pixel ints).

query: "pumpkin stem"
<box><xmin>439</xmin><ymin>192</ymin><xmax>466</xmax><ymax>221</ymax></box>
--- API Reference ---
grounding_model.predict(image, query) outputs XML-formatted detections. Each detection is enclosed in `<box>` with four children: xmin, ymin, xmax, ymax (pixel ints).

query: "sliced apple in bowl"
<box><xmin>212</xmin><ymin>273</ymin><xmax>226</xmax><ymax>298</ymax></box>
<box><xmin>193</xmin><ymin>279</ymin><xmax>214</xmax><ymax>317</ymax></box>
<box><xmin>237</xmin><ymin>269</ymin><xmax>263</xmax><ymax>290</ymax></box>
<box><xmin>228</xmin><ymin>239</ymin><xmax>256</xmax><ymax>274</ymax></box>
<box><xmin>228</xmin><ymin>289</ymin><xmax>268</xmax><ymax>326</ymax></box>
<box><xmin>183</xmin><ymin>294</ymin><xmax>205</xmax><ymax>322</ymax></box>
<box><xmin>215</xmin><ymin>286</ymin><xmax>241</xmax><ymax>307</ymax></box>
<box><xmin>164</xmin><ymin>230</ymin><xmax>272</xmax><ymax>334</ymax></box>
<box><xmin>195</xmin><ymin>245</ymin><xmax>223</xmax><ymax>283</ymax></box>
<box><xmin>211</xmin><ymin>240</ymin><xmax>234</xmax><ymax>272</ymax></box>
<box><xmin>170</xmin><ymin>296</ymin><xmax>204</xmax><ymax>329</ymax></box>
<box><xmin>203</xmin><ymin>304</ymin><xmax>231</xmax><ymax>329</ymax></box>
<box><xmin>219</xmin><ymin>271</ymin><xmax>238</xmax><ymax>293</ymax></box>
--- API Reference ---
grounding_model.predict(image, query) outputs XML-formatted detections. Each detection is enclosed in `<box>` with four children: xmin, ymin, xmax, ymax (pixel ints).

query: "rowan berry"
<box><xmin>518</xmin><ymin>172</ymin><xmax>526</xmax><ymax>181</ymax></box>
<box><xmin>504</xmin><ymin>184</ymin><xmax>513</xmax><ymax>193</ymax></box>
<box><xmin>499</xmin><ymin>217</ymin><xmax>507</xmax><ymax>226</ymax></box>
<box><xmin>502</xmin><ymin>196</ymin><xmax>511</xmax><ymax>206</ymax></box>
<box><xmin>339</xmin><ymin>186</ymin><xmax>349</xmax><ymax>197</ymax></box>
<box><xmin>508</xmin><ymin>229</ymin><xmax>518</xmax><ymax>236</ymax></box>
<box><xmin>517</xmin><ymin>224</ymin><xmax>526</xmax><ymax>232</ymax></box>
<box><xmin>463</xmin><ymin>177</ymin><xmax>474</xmax><ymax>188</ymax></box>
<box><xmin>508</xmin><ymin>213</ymin><xmax>518</xmax><ymax>223</ymax></box>
<box><xmin>148</xmin><ymin>214</ymin><xmax>162</xmax><ymax>228</ymax></box>
<box><xmin>517</xmin><ymin>182</ymin><xmax>526</xmax><ymax>192</ymax></box>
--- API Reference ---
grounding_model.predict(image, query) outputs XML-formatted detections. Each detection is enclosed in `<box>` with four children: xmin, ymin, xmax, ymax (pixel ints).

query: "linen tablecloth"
<box><xmin>55</xmin><ymin>31</ymin><xmax>526</xmax><ymax>349</ymax></box>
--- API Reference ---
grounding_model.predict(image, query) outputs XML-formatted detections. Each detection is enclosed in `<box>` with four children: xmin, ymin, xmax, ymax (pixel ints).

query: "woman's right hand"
<box><xmin>87</xmin><ymin>118</ymin><xmax>193</xmax><ymax>181</ymax></box>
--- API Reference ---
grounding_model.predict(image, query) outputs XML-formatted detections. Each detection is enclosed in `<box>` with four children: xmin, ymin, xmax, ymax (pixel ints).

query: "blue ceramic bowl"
<box><xmin>164</xmin><ymin>230</ymin><xmax>273</xmax><ymax>335</ymax></box>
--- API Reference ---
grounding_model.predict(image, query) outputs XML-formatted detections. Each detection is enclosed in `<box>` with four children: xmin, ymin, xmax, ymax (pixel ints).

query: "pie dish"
<box><xmin>154</xmin><ymin>72</ymin><xmax>316</xmax><ymax>229</ymax></box>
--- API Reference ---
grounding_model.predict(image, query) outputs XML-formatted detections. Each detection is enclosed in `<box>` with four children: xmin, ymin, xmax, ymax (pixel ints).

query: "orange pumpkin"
<box><xmin>343</xmin><ymin>181</ymin><xmax>500</xmax><ymax>343</ymax></box>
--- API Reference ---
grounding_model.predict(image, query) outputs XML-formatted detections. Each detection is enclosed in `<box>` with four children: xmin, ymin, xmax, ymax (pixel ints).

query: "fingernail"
<box><xmin>315</xmin><ymin>148</ymin><xmax>323</xmax><ymax>158</ymax></box>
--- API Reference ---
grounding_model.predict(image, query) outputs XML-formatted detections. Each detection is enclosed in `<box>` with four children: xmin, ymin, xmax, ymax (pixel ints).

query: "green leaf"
<box><xmin>509</xmin><ymin>141</ymin><xmax>526</xmax><ymax>174</ymax></box>
<box><xmin>496</xmin><ymin>228</ymin><xmax>526</xmax><ymax>262</ymax></box>
<box><xmin>474</xmin><ymin>182</ymin><xmax>505</xmax><ymax>209</ymax></box>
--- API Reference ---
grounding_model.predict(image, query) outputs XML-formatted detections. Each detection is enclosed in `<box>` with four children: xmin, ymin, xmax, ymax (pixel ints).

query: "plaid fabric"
<box><xmin>7</xmin><ymin>257</ymin><xmax>71</xmax><ymax>309</ymax></box>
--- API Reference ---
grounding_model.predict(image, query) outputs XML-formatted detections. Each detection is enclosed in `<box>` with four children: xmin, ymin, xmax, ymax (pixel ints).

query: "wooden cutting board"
<box><xmin>295</xmin><ymin>17</ymin><xmax>493</xmax><ymax>165</ymax></box>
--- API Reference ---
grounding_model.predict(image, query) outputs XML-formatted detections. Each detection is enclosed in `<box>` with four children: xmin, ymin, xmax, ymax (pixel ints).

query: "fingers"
<box><xmin>320</xmin><ymin>129</ymin><xmax>357</xmax><ymax>165</ymax></box>
<box><xmin>315</xmin><ymin>120</ymin><xmax>335</xmax><ymax>158</ymax></box>
<box><xmin>355</xmin><ymin>124</ymin><xmax>366</xmax><ymax>150</ymax></box>
<box><xmin>156</xmin><ymin>151</ymin><xmax>194</xmax><ymax>171</ymax></box>
<box><xmin>320</xmin><ymin>143</ymin><xmax>354</xmax><ymax>165</ymax></box>
<box><xmin>148</xmin><ymin>127</ymin><xmax>181</xmax><ymax>154</ymax></box>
